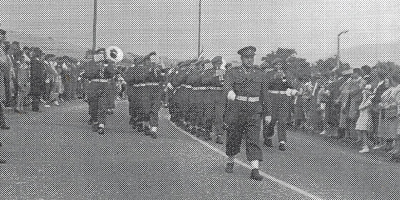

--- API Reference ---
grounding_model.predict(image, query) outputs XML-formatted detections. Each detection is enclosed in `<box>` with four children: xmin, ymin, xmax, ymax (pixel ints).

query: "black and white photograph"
<box><xmin>0</xmin><ymin>0</ymin><xmax>399</xmax><ymax>199</ymax></box>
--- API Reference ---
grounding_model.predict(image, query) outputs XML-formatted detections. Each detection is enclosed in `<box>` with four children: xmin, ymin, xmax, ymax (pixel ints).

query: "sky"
<box><xmin>0</xmin><ymin>0</ymin><xmax>399</xmax><ymax>64</ymax></box>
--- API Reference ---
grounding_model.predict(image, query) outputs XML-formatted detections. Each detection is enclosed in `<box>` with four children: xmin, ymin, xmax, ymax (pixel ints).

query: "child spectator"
<box><xmin>357</xmin><ymin>79</ymin><xmax>374</xmax><ymax>153</ymax></box>
<box><xmin>14</xmin><ymin>50</ymin><xmax>30</xmax><ymax>113</ymax></box>
<box><xmin>52</xmin><ymin>65</ymin><xmax>63</xmax><ymax>106</ymax></box>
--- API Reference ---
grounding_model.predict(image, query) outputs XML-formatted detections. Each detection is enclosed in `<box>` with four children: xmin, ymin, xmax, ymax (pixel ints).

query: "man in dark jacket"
<box><xmin>30</xmin><ymin>47</ymin><xmax>46</xmax><ymax>112</ymax></box>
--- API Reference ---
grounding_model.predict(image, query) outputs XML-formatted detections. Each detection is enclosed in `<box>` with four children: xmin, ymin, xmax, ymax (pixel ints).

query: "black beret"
<box><xmin>353</xmin><ymin>68</ymin><xmax>363</xmax><ymax>75</ymax></box>
<box><xmin>211</xmin><ymin>56</ymin><xmax>222</xmax><ymax>63</ymax></box>
<box><xmin>237</xmin><ymin>46</ymin><xmax>256</xmax><ymax>56</ymax></box>
<box><xmin>361</xmin><ymin>65</ymin><xmax>371</xmax><ymax>74</ymax></box>
<box><xmin>0</xmin><ymin>29</ymin><xmax>6</xmax><ymax>35</ymax></box>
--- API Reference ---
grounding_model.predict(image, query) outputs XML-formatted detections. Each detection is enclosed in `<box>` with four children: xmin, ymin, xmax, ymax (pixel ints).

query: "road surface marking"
<box><xmin>166</xmin><ymin>117</ymin><xmax>323</xmax><ymax>200</ymax></box>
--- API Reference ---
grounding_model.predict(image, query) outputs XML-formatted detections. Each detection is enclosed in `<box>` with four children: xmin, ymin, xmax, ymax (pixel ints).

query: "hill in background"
<box><xmin>340</xmin><ymin>42</ymin><xmax>400</xmax><ymax>67</ymax></box>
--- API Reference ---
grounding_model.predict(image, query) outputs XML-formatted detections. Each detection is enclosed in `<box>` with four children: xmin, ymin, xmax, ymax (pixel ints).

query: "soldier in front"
<box><xmin>223</xmin><ymin>46</ymin><xmax>265</xmax><ymax>181</ymax></box>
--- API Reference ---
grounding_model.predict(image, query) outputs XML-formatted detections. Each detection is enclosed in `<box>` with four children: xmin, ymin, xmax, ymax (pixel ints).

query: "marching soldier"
<box><xmin>202</xmin><ymin>56</ymin><xmax>226</xmax><ymax>144</ymax></box>
<box><xmin>84</xmin><ymin>48</ymin><xmax>115</xmax><ymax>134</ymax></box>
<box><xmin>124</xmin><ymin>56</ymin><xmax>147</xmax><ymax>132</ymax></box>
<box><xmin>224</xmin><ymin>46</ymin><xmax>265</xmax><ymax>181</ymax></box>
<box><xmin>263</xmin><ymin>58</ymin><xmax>298</xmax><ymax>151</ymax></box>
<box><xmin>166</xmin><ymin>62</ymin><xmax>183</xmax><ymax>124</ymax></box>
<box><xmin>186</xmin><ymin>59</ymin><xmax>210</xmax><ymax>139</ymax></box>
<box><xmin>171</xmin><ymin>60</ymin><xmax>195</xmax><ymax>129</ymax></box>
<box><xmin>142</xmin><ymin>52</ymin><xmax>163</xmax><ymax>139</ymax></box>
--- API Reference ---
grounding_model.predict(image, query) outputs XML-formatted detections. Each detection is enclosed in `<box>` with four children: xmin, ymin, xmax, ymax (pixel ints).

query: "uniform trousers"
<box><xmin>0</xmin><ymin>101</ymin><xmax>7</xmax><ymax>125</ymax></box>
<box><xmin>188</xmin><ymin>89</ymin><xmax>204</xmax><ymax>127</ymax></box>
<box><xmin>107</xmin><ymin>80</ymin><xmax>116</xmax><ymax>109</ymax></box>
<box><xmin>182</xmin><ymin>88</ymin><xmax>192</xmax><ymax>122</ymax></box>
<box><xmin>88</xmin><ymin>82</ymin><xmax>110</xmax><ymax>125</ymax></box>
<box><xmin>173</xmin><ymin>87</ymin><xmax>185</xmax><ymax>122</ymax></box>
<box><xmin>263</xmin><ymin>93</ymin><xmax>291</xmax><ymax>142</ymax></box>
<box><xmin>127</xmin><ymin>84</ymin><xmax>146</xmax><ymax>123</ymax></box>
<box><xmin>143</xmin><ymin>85</ymin><xmax>162</xmax><ymax>127</ymax></box>
<box><xmin>203</xmin><ymin>90</ymin><xmax>224</xmax><ymax>134</ymax></box>
<box><xmin>225</xmin><ymin>100</ymin><xmax>263</xmax><ymax>161</ymax></box>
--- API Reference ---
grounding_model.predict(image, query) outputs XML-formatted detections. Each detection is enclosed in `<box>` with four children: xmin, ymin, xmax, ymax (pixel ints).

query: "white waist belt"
<box><xmin>181</xmin><ymin>84</ymin><xmax>193</xmax><ymax>89</ymax></box>
<box><xmin>132</xmin><ymin>83</ymin><xmax>146</xmax><ymax>87</ymax></box>
<box><xmin>91</xmin><ymin>79</ymin><xmax>109</xmax><ymax>83</ymax></box>
<box><xmin>235</xmin><ymin>96</ymin><xmax>259</xmax><ymax>102</ymax></box>
<box><xmin>207</xmin><ymin>87</ymin><xmax>223</xmax><ymax>90</ymax></box>
<box><xmin>268</xmin><ymin>90</ymin><xmax>286</xmax><ymax>94</ymax></box>
<box><xmin>145</xmin><ymin>82</ymin><xmax>159</xmax><ymax>86</ymax></box>
<box><xmin>193</xmin><ymin>87</ymin><xmax>207</xmax><ymax>90</ymax></box>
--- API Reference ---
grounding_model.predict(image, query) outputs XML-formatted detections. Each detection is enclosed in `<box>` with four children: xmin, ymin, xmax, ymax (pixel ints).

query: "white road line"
<box><xmin>166</xmin><ymin>117</ymin><xmax>323</xmax><ymax>200</ymax></box>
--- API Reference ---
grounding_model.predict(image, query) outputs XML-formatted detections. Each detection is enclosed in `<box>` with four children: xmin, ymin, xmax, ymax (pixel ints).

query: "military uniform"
<box><xmin>166</xmin><ymin>66</ymin><xmax>181</xmax><ymax>123</ymax></box>
<box><xmin>224</xmin><ymin>46</ymin><xmax>265</xmax><ymax>181</ymax></box>
<box><xmin>186</xmin><ymin>60</ymin><xmax>209</xmax><ymax>139</ymax></box>
<box><xmin>263</xmin><ymin>58</ymin><xmax>298</xmax><ymax>151</ymax></box>
<box><xmin>84</xmin><ymin>49</ymin><xmax>115</xmax><ymax>134</ymax></box>
<box><xmin>124</xmin><ymin>58</ymin><xmax>148</xmax><ymax>132</ymax></box>
<box><xmin>142</xmin><ymin>55</ymin><xmax>163</xmax><ymax>138</ymax></box>
<box><xmin>202</xmin><ymin>56</ymin><xmax>225</xmax><ymax>144</ymax></box>
<box><xmin>171</xmin><ymin>61</ymin><xmax>193</xmax><ymax>128</ymax></box>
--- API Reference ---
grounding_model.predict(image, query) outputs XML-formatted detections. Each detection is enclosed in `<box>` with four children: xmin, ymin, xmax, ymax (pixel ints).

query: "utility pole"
<box><xmin>92</xmin><ymin>0</ymin><xmax>98</xmax><ymax>55</ymax></box>
<box><xmin>336</xmin><ymin>30</ymin><xmax>349</xmax><ymax>70</ymax></box>
<box><xmin>198</xmin><ymin>0</ymin><xmax>202</xmax><ymax>58</ymax></box>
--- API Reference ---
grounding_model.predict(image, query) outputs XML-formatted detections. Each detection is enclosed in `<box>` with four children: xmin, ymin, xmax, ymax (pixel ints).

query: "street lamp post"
<box><xmin>336</xmin><ymin>30</ymin><xmax>349</xmax><ymax>70</ymax></box>
<box><xmin>198</xmin><ymin>0</ymin><xmax>202</xmax><ymax>58</ymax></box>
<box><xmin>92</xmin><ymin>0</ymin><xmax>98</xmax><ymax>55</ymax></box>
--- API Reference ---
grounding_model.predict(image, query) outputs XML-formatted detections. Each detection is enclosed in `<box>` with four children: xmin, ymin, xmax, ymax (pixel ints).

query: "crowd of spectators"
<box><xmin>291</xmin><ymin>63</ymin><xmax>400</xmax><ymax>161</ymax></box>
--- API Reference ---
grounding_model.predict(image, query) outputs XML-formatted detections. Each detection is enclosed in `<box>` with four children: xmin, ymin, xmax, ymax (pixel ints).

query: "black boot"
<box><xmin>250</xmin><ymin>169</ymin><xmax>263</xmax><ymax>181</ymax></box>
<box><xmin>263</xmin><ymin>138</ymin><xmax>273</xmax><ymax>147</ymax></box>
<box><xmin>225</xmin><ymin>163</ymin><xmax>234</xmax><ymax>173</ymax></box>
<box><xmin>216</xmin><ymin>135</ymin><xmax>223</xmax><ymax>144</ymax></box>
<box><xmin>203</xmin><ymin>130</ymin><xmax>212</xmax><ymax>141</ymax></box>
<box><xmin>151</xmin><ymin>131</ymin><xmax>157</xmax><ymax>139</ymax></box>
<box><xmin>278</xmin><ymin>143</ymin><xmax>286</xmax><ymax>151</ymax></box>
<box><xmin>97</xmin><ymin>127</ymin><xmax>105</xmax><ymax>135</ymax></box>
<box><xmin>129</xmin><ymin>117</ymin><xmax>135</xmax><ymax>125</ymax></box>
<box><xmin>91</xmin><ymin>123</ymin><xmax>98</xmax><ymax>132</ymax></box>
<box><xmin>144</xmin><ymin>126</ymin><xmax>152</xmax><ymax>136</ymax></box>
<box><xmin>136</xmin><ymin>123</ymin><xmax>144</xmax><ymax>132</ymax></box>
<box><xmin>0</xmin><ymin>125</ymin><xmax>10</xmax><ymax>130</ymax></box>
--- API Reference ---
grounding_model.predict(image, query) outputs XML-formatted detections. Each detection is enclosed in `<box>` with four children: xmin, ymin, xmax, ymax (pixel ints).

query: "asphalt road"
<box><xmin>0</xmin><ymin>100</ymin><xmax>399</xmax><ymax>199</ymax></box>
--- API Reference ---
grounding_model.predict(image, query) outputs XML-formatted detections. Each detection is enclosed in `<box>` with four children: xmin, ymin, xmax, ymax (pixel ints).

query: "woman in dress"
<box><xmin>377</xmin><ymin>74</ymin><xmax>400</xmax><ymax>153</ymax></box>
